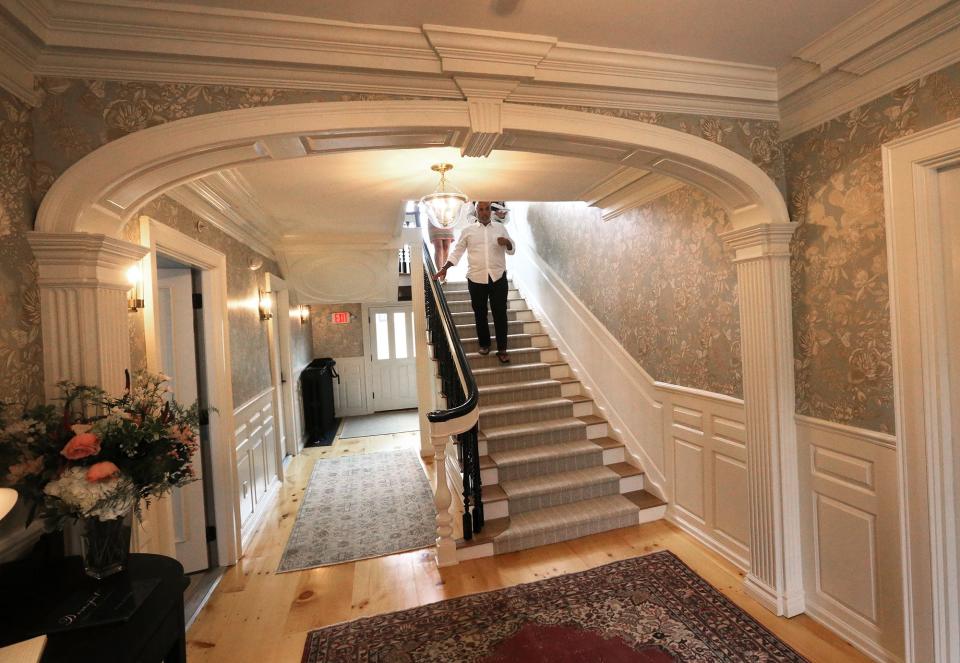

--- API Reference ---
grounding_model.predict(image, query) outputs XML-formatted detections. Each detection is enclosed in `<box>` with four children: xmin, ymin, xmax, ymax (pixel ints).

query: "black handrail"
<box><xmin>422</xmin><ymin>241</ymin><xmax>479</xmax><ymax>424</ymax></box>
<box><xmin>421</xmin><ymin>239</ymin><xmax>484</xmax><ymax>538</ymax></box>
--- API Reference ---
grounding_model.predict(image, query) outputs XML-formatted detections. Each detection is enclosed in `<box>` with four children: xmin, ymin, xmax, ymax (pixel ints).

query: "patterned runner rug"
<box><xmin>301</xmin><ymin>550</ymin><xmax>808</xmax><ymax>662</ymax></box>
<box><xmin>277</xmin><ymin>450</ymin><xmax>436</xmax><ymax>572</ymax></box>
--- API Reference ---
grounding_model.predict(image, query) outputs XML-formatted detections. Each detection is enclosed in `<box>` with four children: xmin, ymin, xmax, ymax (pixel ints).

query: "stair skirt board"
<box><xmin>436</xmin><ymin>281</ymin><xmax>665</xmax><ymax>559</ymax></box>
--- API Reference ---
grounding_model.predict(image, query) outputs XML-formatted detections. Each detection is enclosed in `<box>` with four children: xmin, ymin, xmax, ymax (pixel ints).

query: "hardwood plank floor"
<box><xmin>187</xmin><ymin>431</ymin><xmax>871</xmax><ymax>663</ymax></box>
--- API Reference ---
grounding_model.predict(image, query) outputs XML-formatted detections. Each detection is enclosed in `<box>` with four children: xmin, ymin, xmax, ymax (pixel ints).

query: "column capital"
<box><xmin>720</xmin><ymin>222</ymin><xmax>796</xmax><ymax>262</ymax></box>
<box><xmin>27</xmin><ymin>232</ymin><xmax>148</xmax><ymax>289</ymax></box>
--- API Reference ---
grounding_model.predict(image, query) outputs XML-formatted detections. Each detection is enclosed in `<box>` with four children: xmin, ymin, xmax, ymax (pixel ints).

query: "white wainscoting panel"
<box><xmin>332</xmin><ymin>356</ymin><xmax>368</xmax><ymax>417</ymax></box>
<box><xmin>796</xmin><ymin>415</ymin><xmax>903</xmax><ymax>663</ymax></box>
<box><xmin>663</xmin><ymin>387</ymin><xmax>750</xmax><ymax>570</ymax></box>
<box><xmin>234</xmin><ymin>387</ymin><xmax>282</xmax><ymax>547</ymax></box>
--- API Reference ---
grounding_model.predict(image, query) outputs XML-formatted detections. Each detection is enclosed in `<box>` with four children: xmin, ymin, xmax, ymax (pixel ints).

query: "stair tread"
<box><xmin>473</xmin><ymin>362</ymin><xmax>550</xmax><ymax>376</ymax></box>
<box><xmin>500</xmin><ymin>465</ymin><xmax>619</xmax><ymax>499</ymax></box>
<box><xmin>478</xmin><ymin>378</ymin><xmax>559</xmax><ymax>394</ymax></box>
<box><xmin>608</xmin><ymin>461</ymin><xmax>643</xmax><ymax>478</ymax></box>
<box><xmin>494</xmin><ymin>494</ymin><xmax>639</xmax><ymax>541</ymax></box>
<box><xmin>579</xmin><ymin>414</ymin><xmax>606</xmax><ymax>426</ymax></box>
<box><xmin>460</xmin><ymin>332</ymin><xmax>542</xmax><ymax>343</ymax></box>
<box><xmin>489</xmin><ymin>439</ymin><xmax>601</xmax><ymax>467</ymax></box>
<box><xmin>565</xmin><ymin>394</ymin><xmax>591</xmax><ymax>404</ymax></box>
<box><xmin>482</xmin><ymin>484</ymin><xmax>508</xmax><ymax>503</ymax></box>
<box><xmin>480</xmin><ymin>397</ymin><xmax>571</xmax><ymax>415</ymax></box>
<box><xmin>624</xmin><ymin>489</ymin><xmax>666</xmax><ymax>510</ymax></box>
<box><xmin>456</xmin><ymin>516</ymin><xmax>510</xmax><ymax>549</ymax></box>
<box><xmin>591</xmin><ymin>436</ymin><xmax>624</xmax><ymax>450</ymax></box>
<box><xmin>481</xmin><ymin>416</ymin><xmax>586</xmax><ymax>440</ymax></box>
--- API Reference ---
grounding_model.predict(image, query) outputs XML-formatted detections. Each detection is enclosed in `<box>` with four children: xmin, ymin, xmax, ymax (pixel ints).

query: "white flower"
<box><xmin>43</xmin><ymin>467</ymin><xmax>136</xmax><ymax>521</ymax></box>
<box><xmin>70</xmin><ymin>423</ymin><xmax>93</xmax><ymax>435</ymax></box>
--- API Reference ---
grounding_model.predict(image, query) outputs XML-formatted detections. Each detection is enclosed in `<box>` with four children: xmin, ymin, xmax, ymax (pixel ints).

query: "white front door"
<box><xmin>157</xmin><ymin>267</ymin><xmax>209</xmax><ymax>573</ymax></box>
<box><xmin>369</xmin><ymin>304</ymin><xmax>417</xmax><ymax>411</ymax></box>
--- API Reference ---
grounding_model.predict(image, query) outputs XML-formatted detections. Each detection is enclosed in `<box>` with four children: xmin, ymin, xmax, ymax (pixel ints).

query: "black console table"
<box><xmin>0</xmin><ymin>553</ymin><xmax>188</xmax><ymax>663</ymax></box>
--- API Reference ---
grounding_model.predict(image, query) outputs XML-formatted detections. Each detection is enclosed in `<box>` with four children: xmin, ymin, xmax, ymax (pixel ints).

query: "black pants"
<box><xmin>467</xmin><ymin>273</ymin><xmax>509</xmax><ymax>352</ymax></box>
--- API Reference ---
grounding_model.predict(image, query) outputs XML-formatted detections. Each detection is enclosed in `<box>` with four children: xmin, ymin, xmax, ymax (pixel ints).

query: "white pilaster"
<box><xmin>409</xmin><ymin>230</ymin><xmax>435</xmax><ymax>458</ymax></box>
<box><xmin>721</xmin><ymin>222</ymin><xmax>805</xmax><ymax>617</ymax></box>
<box><xmin>27</xmin><ymin>232</ymin><xmax>149</xmax><ymax>400</ymax></box>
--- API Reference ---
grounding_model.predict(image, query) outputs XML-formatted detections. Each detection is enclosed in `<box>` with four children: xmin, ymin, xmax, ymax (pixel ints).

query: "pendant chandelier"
<box><xmin>419</xmin><ymin>163</ymin><xmax>468</xmax><ymax>229</ymax></box>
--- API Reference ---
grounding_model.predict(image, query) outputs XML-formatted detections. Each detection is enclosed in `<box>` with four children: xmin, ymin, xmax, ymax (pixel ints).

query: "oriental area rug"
<box><xmin>301</xmin><ymin>551</ymin><xmax>808</xmax><ymax>662</ymax></box>
<box><xmin>277</xmin><ymin>450</ymin><xmax>436</xmax><ymax>572</ymax></box>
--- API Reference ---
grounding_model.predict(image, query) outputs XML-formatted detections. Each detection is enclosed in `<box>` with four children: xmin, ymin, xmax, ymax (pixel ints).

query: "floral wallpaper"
<box><xmin>0</xmin><ymin>89</ymin><xmax>43</xmax><ymax>413</ymax></box>
<box><xmin>522</xmin><ymin>190</ymin><xmax>742</xmax><ymax>397</ymax></box>
<box><xmin>786</xmin><ymin>61</ymin><xmax>960</xmax><ymax>433</ymax></box>
<box><xmin>310</xmin><ymin>304</ymin><xmax>364</xmax><ymax>358</ymax></box>
<box><xmin>128</xmin><ymin>196</ymin><xmax>315</xmax><ymax>407</ymax></box>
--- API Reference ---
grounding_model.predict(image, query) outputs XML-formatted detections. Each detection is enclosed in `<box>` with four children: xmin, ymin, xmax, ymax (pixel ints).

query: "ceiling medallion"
<box><xmin>419</xmin><ymin>163</ymin><xmax>468</xmax><ymax>229</ymax></box>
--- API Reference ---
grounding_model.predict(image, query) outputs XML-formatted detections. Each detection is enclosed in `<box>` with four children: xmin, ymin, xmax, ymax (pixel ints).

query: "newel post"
<box><xmin>27</xmin><ymin>232</ymin><xmax>149</xmax><ymax>400</ymax></box>
<box><xmin>431</xmin><ymin>432</ymin><xmax>458</xmax><ymax>567</ymax></box>
<box><xmin>720</xmin><ymin>221</ymin><xmax>804</xmax><ymax>617</ymax></box>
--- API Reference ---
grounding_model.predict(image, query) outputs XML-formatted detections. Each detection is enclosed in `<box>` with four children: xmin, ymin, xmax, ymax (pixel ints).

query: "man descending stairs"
<box><xmin>439</xmin><ymin>280</ymin><xmax>666</xmax><ymax>560</ymax></box>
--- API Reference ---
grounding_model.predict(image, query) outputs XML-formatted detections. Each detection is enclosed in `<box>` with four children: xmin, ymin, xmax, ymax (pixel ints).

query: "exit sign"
<box><xmin>331</xmin><ymin>311</ymin><xmax>351</xmax><ymax>324</ymax></box>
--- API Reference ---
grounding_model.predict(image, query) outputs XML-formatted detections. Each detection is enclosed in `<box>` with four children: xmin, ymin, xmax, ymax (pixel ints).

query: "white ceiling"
<box><xmin>166</xmin><ymin>0</ymin><xmax>873</xmax><ymax>67</ymax></box>
<box><xmin>229</xmin><ymin>147</ymin><xmax>622</xmax><ymax>239</ymax></box>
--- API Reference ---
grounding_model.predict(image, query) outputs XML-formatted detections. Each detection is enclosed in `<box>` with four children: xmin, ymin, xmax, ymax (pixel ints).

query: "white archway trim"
<box><xmin>36</xmin><ymin>100</ymin><xmax>788</xmax><ymax>238</ymax></box>
<box><xmin>883</xmin><ymin>116</ymin><xmax>960</xmax><ymax>663</ymax></box>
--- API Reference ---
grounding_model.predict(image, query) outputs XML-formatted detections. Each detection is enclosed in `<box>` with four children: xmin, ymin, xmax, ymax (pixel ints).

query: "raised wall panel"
<box><xmin>332</xmin><ymin>356</ymin><xmax>368</xmax><ymax>417</ymax></box>
<box><xmin>796</xmin><ymin>416</ymin><xmax>902</xmax><ymax>662</ymax></box>
<box><xmin>814</xmin><ymin>494</ymin><xmax>878</xmax><ymax>622</ymax></box>
<box><xmin>674</xmin><ymin>438</ymin><xmax>705</xmax><ymax>521</ymax></box>
<box><xmin>234</xmin><ymin>387</ymin><xmax>280</xmax><ymax>533</ymax></box>
<box><xmin>237</xmin><ymin>452</ymin><xmax>254</xmax><ymax>525</ymax></box>
<box><xmin>713</xmin><ymin>453</ymin><xmax>749</xmax><ymax>547</ymax></box>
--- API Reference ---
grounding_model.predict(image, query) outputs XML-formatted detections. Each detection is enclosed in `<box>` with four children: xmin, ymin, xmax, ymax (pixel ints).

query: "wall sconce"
<box><xmin>298</xmin><ymin>305</ymin><xmax>310</xmax><ymax>325</ymax></box>
<box><xmin>258</xmin><ymin>289</ymin><xmax>273</xmax><ymax>321</ymax></box>
<box><xmin>126</xmin><ymin>264</ymin><xmax>144</xmax><ymax>312</ymax></box>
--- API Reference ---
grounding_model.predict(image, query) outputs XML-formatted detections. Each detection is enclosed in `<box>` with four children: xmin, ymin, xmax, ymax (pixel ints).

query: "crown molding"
<box><xmin>778</xmin><ymin>0</ymin><xmax>960</xmax><ymax>139</ymax></box>
<box><xmin>537</xmin><ymin>42</ymin><xmax>778</xmax><ymax>101</ymax></box>
<box><xmin>509</xmin><ymin>81</ymin><xmax>780</xmax><ymax>121</ymax></box>
<box><xmin>423</xmin><ymin>24</ymin><xmax>556</xmax><ymax>78</ymax></box>
<box><xmin>166</xmin><ymin>172</ymin><xmax>280</xmax><ymax>260</ymax></box>
<box><xmin>0</xmin><ymin>9</ymin><xmax>41</xmax><ymax>104</ymax></box>
<box><xmin>780</xmin><ymin>22</ymin><xmax>960</xmax><ymax>139</ymax></box>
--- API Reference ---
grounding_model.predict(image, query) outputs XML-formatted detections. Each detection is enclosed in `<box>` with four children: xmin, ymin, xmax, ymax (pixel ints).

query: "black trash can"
<box><xmin>301</xmin><ymin>357</ymin><xmax>339</xmax><ymax>444</ymax></box>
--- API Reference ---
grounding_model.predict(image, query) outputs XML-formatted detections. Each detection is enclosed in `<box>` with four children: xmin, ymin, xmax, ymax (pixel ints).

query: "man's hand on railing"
<box><xmin>434</xmin><ymin>266</ymin><xmax>448</xmax><ymax>281</ymax></box>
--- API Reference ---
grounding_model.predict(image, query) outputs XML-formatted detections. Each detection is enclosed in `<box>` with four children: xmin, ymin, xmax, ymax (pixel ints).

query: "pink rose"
<box><xmin>86</xmin><ymin>461</ymin><xmax>120</xmax><ymax>483</ymax></box>
<box><xmin>61</xmin><ymin>433</ymin><xmax>101</xmax><ymax>460</ymax></box>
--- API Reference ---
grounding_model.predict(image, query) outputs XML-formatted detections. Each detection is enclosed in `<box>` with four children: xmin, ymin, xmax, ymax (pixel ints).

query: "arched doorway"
<box><xmin>29</xmin><ymin>100</ymin><xmax>803</xmax><ymax>616</ymax></box>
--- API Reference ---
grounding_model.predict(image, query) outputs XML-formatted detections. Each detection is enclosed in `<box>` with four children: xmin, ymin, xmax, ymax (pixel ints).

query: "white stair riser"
<box><xmin>603</xmin><ymin>447</ymin><xmax>625</xmax><ymax>464</ymax></box>
<box><xmin>481</xmin><ymin>467</ymin><xmax>498</xmax><ymax>486</ymax></box>
<box><xmin>587</xmin><ymin>422</ymin><xmax>607</xmax><ymax>438</ymax></box>
<box><xmin>447</xmin><ymin>298</ymin><xmax>528</xmax><ymax>314</ymax></box>
<box><xmin>560</xmin><ymin>381</ymin><xmax>580</xmax><ymax>397</ymax></box>
<box><xmin>456</xmin><ymin>541</ymin><xmax>494</xmax><ymax>561</ymax></box>
<box><xmin>550</xmin><ymin>364</ymin><xmax>570</xmax><ymax>378</ymax></box>
<box><xmin>637</xmin><ymin>504</ymin><xmax>667</xmax><ymax>525</ymax></box>
<box><xmin>620</xmin><ymin>474</ymin><xmax>645</xmax><ymax>493</ymax></box>
<box><xmin>572</xmin><ymin>401</ymin><xmax>593</xmax><ymax>417</ymax></box>
<box><xmin>483</xmin><ymin>499</ymin><xmax>509</xmax><ymax>520</ymax></box>
<box><xmin>540</xmin><ymin>349</ymin><xmax>560</xmax><ymax>362</ymax></box>
<box><xmin>479</xmin><ymin>439</ymin><xmax>487</xmax><ymax>455</ymax></box>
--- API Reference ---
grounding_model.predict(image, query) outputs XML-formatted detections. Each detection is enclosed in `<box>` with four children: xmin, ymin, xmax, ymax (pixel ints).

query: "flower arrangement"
<box><xmin>1</xmin><ymin>371</ymin><xmax>200</xmax><ymax>529</ymax></box>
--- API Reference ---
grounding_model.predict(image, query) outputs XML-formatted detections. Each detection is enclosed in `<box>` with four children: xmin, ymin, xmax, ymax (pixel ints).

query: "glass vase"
<box><xmin>79</xmin><ymin>511</ymin><xmax>133</xmax><ymax>579</ymax></box>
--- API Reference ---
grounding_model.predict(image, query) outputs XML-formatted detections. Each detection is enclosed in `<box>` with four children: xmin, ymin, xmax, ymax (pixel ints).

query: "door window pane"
<box><xmin>375</xmin><ymin>313</ymin><xmax>390</xmax><ymax>360</ymax></box>
<box><xmin>394</xmin><ymin>311</ymin><xmax>408</xmax><ymax>359</ymax></box>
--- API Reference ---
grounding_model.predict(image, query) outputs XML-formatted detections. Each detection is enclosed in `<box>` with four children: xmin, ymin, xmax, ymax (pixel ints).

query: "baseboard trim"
<box><xmin>804</xmin><ymin>597</ymin><xmax>904</xmax><ymax>663</ymax></box>
<box><xmin>239</xmin><ymin>477</ymin><xmax>281</xmax><ymax>555</ymax></box>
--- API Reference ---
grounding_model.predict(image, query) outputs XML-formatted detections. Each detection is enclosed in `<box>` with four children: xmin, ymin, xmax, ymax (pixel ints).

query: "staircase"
<box><xmin>439</xmin><ymin>280</ymin><xmax>666</xmax><ymax>561</ymax></box>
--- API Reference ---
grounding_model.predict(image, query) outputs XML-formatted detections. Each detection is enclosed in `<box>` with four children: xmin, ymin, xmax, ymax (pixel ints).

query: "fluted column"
<box><xmin>721</xmin><ymin>222</ymin><xmax>804</xmax><ymax>617</ymax></box>
<box><xmin>27</xmin><ymin>232</ymin><xmax>149</xmax><ymax>400</ymax></box>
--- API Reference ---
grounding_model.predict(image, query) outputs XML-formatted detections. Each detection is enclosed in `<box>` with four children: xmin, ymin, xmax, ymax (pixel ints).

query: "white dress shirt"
<box><xmin>447</xmin><ymin>220</ymin><xmax>515</xmax><ymax>284</ymax></box>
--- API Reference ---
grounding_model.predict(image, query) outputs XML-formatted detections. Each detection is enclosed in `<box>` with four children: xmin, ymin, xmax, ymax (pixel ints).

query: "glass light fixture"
<box><xmin>258</xmin><ymin>289</ymin><xmax>273</xmax><ymax>321</ymax></box>
<box><xmin>419</xmin><ymin>163</ymin><xmax>468</xmax><ymax>229</ymax></box>
<box><xmin>126</xmin><ymin>264</ymin><xmax>144</xmax><ymax>312</ymax></box>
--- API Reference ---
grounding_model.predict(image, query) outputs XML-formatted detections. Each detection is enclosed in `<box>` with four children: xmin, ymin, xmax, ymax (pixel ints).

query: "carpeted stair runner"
<box><xmin>436</xmin><ymin>281</ymin><xmax>666</xmax><ymax>558</ymax></box>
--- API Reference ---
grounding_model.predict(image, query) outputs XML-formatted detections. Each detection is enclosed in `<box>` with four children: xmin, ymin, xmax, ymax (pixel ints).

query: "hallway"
<box><xmin>185</xmin><ymin>431</ymin><xmax>869</xmax><ymax>663</ymax></box>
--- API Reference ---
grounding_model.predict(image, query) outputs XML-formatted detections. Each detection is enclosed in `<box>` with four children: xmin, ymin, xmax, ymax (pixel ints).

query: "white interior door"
<box><xmin>157</xmin><ymin>267</ymin><xmax>209</xmax><ymax>573</ymax></box>
<box><xmin>369</xmin><ymin>304</ymin><xmax>417</xmax><ymax>411</ymax></box>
